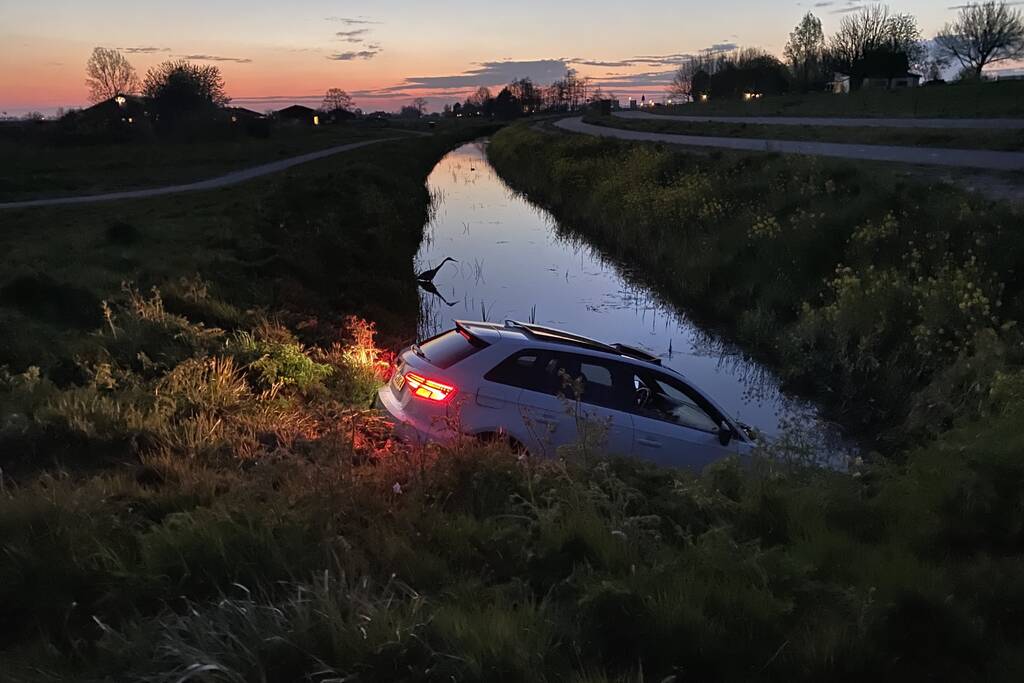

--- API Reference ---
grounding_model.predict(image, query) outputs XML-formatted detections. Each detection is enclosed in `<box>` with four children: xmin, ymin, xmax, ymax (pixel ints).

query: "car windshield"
<box><xmin>635</xmin><ymin>372</ymin><xmax>720</xmax><ymax>432</ymax></box>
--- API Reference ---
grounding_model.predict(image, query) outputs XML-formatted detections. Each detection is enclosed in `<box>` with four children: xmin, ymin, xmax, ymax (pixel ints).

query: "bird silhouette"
<box><xmin>416</xmin><ymin>257</ymin><xmax>457</xmax><ymax>282</ymax></box>
<box><xmin>417</xmin><ymin>280</ymin><xmax>459</xmax><ymax>307</ymax></box>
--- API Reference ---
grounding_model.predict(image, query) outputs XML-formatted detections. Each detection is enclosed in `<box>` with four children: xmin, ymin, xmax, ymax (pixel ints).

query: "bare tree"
<box><xmin>828</xmin><ymin>5</ymin><xmax>921</xmax><ymax>75</ymax></box>
<box><xmin>85</xmin><ymin>47</ymin><xmax>140</xmax><ymax>103</ymax></box>
<box><xmin>936</xmin><ymin>1</ymin><xmax>1024</xmax><ymax>79</ymax></box>
<box><xmin>412</xmin><ymin>97</ymin><xmax>429</xmax><ymax>113</ymax></box>
<box><xmin>321</xmin><ymin>88</ymin><xmax>354</xmax><ymax>112</ymax></box>
<box><xmin>467</xmin><ymin>86</ymin><xmax>492</xmax><ymax>107</ymax></box>
<box><xmin>785</xmin><ymin>12</ymin><xmax>825</xmax><ymax>89</ymax></box>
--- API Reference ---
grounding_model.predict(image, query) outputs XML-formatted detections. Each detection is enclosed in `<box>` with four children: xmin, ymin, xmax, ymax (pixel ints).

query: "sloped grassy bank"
<box><xmin>4</xmin><ymin>304</ymin><xmax>1024</xmax><ymax>681</ymax></box>
<box><xmin>4</xmin><ymin>125</ymin><xmax>1024</xmax><ymax>681</ymax></box>
<box><xmin>488</xmin><ymin>124</ymin><xmax>1024</xmax><ymax>447</ymax></box>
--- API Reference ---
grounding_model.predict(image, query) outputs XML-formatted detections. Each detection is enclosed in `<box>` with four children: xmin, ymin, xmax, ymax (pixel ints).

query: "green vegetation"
<box><xmin>586</xmin><ymin>113</ymin><xmax>1024</xmax><ymax>151</ymax></box>
<box><xmin>489</xmin><ymin>125</ymin><xmax>1024</xmax><ymax>445</ymax></box>
<box><xmin>5</xmin><ymin>117</ymin><xmax>1024</xmax><ymax>680</ymax></box>
<box><xmin>0</xmin><ymin>123</ymin><xmax>392</xmax><ymax>202</ymax></box>
<box><xmin>4</xmin><ymin>289</ymin><xmax>1024</xmax><ymax>680</ymax></box>
<box><xmin>659</xmin><ymin>79</ymin><xmax>1024</xmax><ymax>118</ymax></box>
<box><xmin>0</xmin><ymin>130</ymin><xmax>499</xmax><ymax>374</ymax></box>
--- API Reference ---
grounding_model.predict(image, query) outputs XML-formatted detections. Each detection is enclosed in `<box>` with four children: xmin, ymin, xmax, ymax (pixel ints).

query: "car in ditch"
<box><xmin>376</xmin><ymin>320</ymin><xmax>753</xmax><ymax>469</ymax></box>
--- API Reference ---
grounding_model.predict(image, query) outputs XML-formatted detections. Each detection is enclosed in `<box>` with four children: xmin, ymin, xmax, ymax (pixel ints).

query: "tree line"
<box><xmin>441</xmin><ymin>70</ymin><xmax>609</xmax><ymax>119</ymax></box>
<box><xmin>669</xmin><ymin>1</ymin><xmax>1024</xmax><ymax>100</ymax></box>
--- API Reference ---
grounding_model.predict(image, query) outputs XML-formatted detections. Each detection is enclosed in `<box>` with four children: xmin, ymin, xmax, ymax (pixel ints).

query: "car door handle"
<box><xmin>476</xmin><ymin>391</ymin><xmax>507</xmax><ymax>409</ymax></box>
<box><xmin>637</xmin><ymin>438</ymin><xmax>662</xmax><ymax>448</ymax></box>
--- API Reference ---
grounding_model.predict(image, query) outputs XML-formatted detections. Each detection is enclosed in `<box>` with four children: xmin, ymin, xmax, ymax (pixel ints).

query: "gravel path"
<box><xmin>0</xmin><ymin>138</ymin><xmax>394</xmax><ymax>210</ymax></box>
<box><xmin>614</xmin><ymin>110</ymin><xmax>1024</xmax><ymax>129</ymax></box>
<box><xmin>556</xmin><ymin>117</ymin><xmax>1024</xmax><ymax>171</ymax></box>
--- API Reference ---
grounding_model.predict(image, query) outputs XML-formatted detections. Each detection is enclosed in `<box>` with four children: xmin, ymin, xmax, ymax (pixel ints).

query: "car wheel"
<box><xmin>476</xmin><ymin>431</ymin><xmax>530</xmax><ymax>457</ymax></box>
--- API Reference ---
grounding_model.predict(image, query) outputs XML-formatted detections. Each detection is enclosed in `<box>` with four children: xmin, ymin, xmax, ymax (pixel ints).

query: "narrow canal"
<box><xmin>417</xmin><ymin>141</ymin><xmax>847</xmax><ymax>451</ymax></box>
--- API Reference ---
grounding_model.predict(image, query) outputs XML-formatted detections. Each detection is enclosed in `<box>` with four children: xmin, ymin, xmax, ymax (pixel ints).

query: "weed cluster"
<box><xmin>488</xmin><ymin>126</ymin><xmax>1024</xmax><ymax>445</ymax></box>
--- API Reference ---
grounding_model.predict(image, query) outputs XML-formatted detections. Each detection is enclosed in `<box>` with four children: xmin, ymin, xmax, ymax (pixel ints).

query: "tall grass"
<box><xmin>488</xmin><ymin>125</ymin><xmax>1024</xmax><ymax>446</ymax></box>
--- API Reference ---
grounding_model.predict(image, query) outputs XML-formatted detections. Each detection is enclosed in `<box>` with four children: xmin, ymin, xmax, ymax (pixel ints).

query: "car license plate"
<box><xmin>392</xmin><ymin>370</ymin><xmax>405</xmax><ymax>391</ymax></box>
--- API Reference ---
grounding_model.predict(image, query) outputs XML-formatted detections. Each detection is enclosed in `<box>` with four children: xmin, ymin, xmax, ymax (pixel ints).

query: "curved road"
<box><xmin>0</xmin><ymin>138</ymin><xmax>394</xmax><ymax>211</ymax></box>
<box><xmin>614</xmin><ymin>110</ymin><xmax>1024</xmax><ymax>129</ymax></box>
<box><xmin>556</xmin><ymin>117</ymin><xmax>1024</xmax><ymax>171</ymax></box>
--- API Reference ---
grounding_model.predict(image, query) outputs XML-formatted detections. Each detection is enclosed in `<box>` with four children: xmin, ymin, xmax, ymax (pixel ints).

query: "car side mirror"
<box><xmin>717</xmin><ymin>422</ymin><xmax>733</xmax><ymax>447</ymax></box>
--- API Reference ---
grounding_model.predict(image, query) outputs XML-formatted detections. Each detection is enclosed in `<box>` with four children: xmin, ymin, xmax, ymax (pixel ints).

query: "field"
<box><xmin>0</xmin><ymin>122</ymin><xmax>406</xmax><ymax>202</ymax></box>
<box><xmin>585</xmin><ymin>114</ymin><xmax>1024</xmax><ymax>151</ymax></box>
<box><xmin>4</xmin><ymin>119</ymin><xmax>1024</xmax><ymax>680</ymax></box>
<box><xmin>656</xmin><ymin>79</ymin><xmax>1024</xmax><ymax>118</ymax></box>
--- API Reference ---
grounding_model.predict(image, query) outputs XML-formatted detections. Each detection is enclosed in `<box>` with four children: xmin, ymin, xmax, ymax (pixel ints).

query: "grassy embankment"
<box><xmin>4</xmin><ymin>121</ymin><xmax>1024</xmax><ymax>681</ymax></box>
<box><xmin>584</xmin><ymin>114</ymin><xmax>1024</xmax><ymax>151</ymax></box>
<box><xmin>489</xmin><ymin>125</ymin><xmax>1024</xmax><ymax>444</ymax></box>
<box><xmin>657</xmin><ymin>79</ymin><xmax>1024</xmax><ymax>118</ymax></box>
<box><xmin>0</xmin><ymin>122</ymin><xmax>405</xmax><ymax>202</ymax></box>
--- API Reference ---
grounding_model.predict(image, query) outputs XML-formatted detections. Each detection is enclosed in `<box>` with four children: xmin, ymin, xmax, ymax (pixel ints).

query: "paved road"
<box><xmin>0</xmin><ymin>138</ymin><xmax>395</xmax><ymax>211</ymax></box>
<box><xmin>614</xmin><ymin>110</ymin><xmax>1024</xmax><ymax>129</ymax></box>
<box><xmin>556</xmin><ymin>117</ymin><xmax>1024</xmax><ymax>171</ymax></box>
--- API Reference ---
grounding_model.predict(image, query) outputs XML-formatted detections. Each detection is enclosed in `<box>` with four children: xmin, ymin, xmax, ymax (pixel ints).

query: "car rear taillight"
<box><xmin>404</xmin><ymin>372</ymin><xmax>457</xmax><ymax>402</ymax></box>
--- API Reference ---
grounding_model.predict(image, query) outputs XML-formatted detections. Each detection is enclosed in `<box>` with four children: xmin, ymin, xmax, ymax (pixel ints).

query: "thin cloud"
<box><xmin>570</xmin><ymin>43</ymin><xmax>738</xmax><ymax>70</ymax></box>
<box><xmin>336</xmin><ymin>29</ymin><xmax>370</xmax><ymax>42</ymax></box>
<box><xmin>325</xmin><ymin>16</ymin><xmax>381</xmax><ymax>25</ymax></box>
<box><xmin>831</xmin><ymin>2</ymin><xmax>866</xmax><ymax>13</ymax></box>
<box><xmin>948</xmin><ymin>1</ymin><xmax>1024</xmax><ymax>6</ymax></box>
<box><xmin>327</xmin><ymin>48</ymin><xmax>381</xmax><ymax>61</ymax></box>
<box><xmin>119</xmin><ymin>46</ymin><xmax>171</xmax><ymax>54</ymax></box>
<box><xmin>179</xmin><ymin>54</ymin><xmax>253</xmax><ymax>63</ymax></box>
<box><xmin>402</xmin><ymin>59</ymin><xmax>568</xmax><ymax>90</ymax></box>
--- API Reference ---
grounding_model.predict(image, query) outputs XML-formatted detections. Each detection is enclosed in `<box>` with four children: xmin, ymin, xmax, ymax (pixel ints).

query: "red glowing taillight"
<box><xmin>403</xmin><ymin>372</ymin><xmax>457</xmax><ymax>402</ymax></box>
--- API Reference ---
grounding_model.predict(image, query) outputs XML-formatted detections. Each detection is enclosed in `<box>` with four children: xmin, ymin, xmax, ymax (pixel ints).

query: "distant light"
<box><xmin>231</xmin><ymin>115</ymin><xmax>237</xmax><ymax>123</ymax></box>
<box><xmin>115</xmin><ymin>96</ymin><xmax>126</xmax><ymax>107</ymax></box>
<box><xmin>313</xmin><ymin>115</ymin><xmax>320</xmax><ymax>126</ymax></box>
<box><xmin>127</xmin><ymin>117</ymin><xmax>133</xmax><ymax>123</ymax></box>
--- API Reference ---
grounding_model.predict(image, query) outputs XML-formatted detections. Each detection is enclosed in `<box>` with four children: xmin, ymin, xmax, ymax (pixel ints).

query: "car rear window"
<box><xmin>485</xmin><ymin>350</ymin><xmax>546</xmax><ymax>390</ymax></box>
<box><xmin>417</xmin><ymin>329</ymin><xmax>486</xmax><ymax>369</ymax></box>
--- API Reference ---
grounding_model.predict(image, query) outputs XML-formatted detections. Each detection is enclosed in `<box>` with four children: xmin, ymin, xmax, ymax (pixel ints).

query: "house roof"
<box><xmin>225</xmin><ymin>106</ymin><xmax>264</xmax><ymax>118</ymax></box>
<box><xmin>275</xmin><ymin>105</ymin><xmax>317</xmax><ymax>117</ymax></box>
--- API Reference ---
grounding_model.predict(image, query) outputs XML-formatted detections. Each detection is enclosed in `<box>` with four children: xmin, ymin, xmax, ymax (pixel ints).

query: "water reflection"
<box><xmin>417</xmin><ymin>141</ymin><xmax>849</xmax><ymax>452</ymax></box>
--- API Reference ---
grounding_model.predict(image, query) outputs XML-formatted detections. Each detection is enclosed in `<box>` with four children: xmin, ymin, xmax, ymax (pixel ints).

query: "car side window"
<box><xmin>541</xmin><ymin>353</ymin><xmax>633</xmax><ymax>410</ymax></box>
<box><xmin>484</xmin><ymin>350</ymin><xmax>547</xmax><ymax>391</ymax></box>
<box><xmin>632</xmin><ymin>369</ymin><xmax>721</xmax><ymax>433</ymax></box>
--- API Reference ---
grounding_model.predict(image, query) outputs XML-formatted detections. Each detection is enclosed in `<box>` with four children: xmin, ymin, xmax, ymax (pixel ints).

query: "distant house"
<box><xmin>828</xmin><ymin>73</ymin><xmax>852</xmax><ymax>95</ymax></box>
<box><xmin>81</xmin><ymin>94</ymin><xmax>151</xmax><ymax>124</ymax></box>
<box><xmin>830</xmin><ymin>70</ymin><xmax>921</xmax><ymax>93</ymax></box>
<box><xmin>224</xmin><ymin>106</ymin><xmax>264</xmax><ymax>123</ymax></box>
<box><xmin>862</xmin><ymin>72</ymin><xmax>921</xmax><ymax>89</ymax></box>
<box><xmin>274</xmin><ymin>105</ymin><xmax>319</xmax><ymax>125</ymax></box>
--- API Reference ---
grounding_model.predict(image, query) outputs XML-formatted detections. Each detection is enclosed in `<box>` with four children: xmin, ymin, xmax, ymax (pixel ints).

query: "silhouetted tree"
<box><xmin>321</xmin><ymin>88</ymin><xmax>354</xmax><ymax>113</ymax></box>
<box><xmin>827</xmin><ymin>5</ymin><xmax>922</xmax><ymax>88</ymax></box>
<box><xmin>936</xmin><ymin>1</ymin><xmax>1024</xmax><ymax>79</ymax></box>
<box><xmin>411</xmin><ymin>97</ymin><xmax>429</xmax><ymax>114</ymax></box>
<box><xmin>85</xmin><ymin>47</ymin><xmax>140</xmax><ymax>103</ymax></box>
<box><xmin>668</xmin><ymin>50</ymin><xmax>721</xmax><ymax>101</ymax></box>
<box><xmin>142</xmin><ymin>60</ymin><xmax>229</xmax><ymax>120</ymax></box>
<box><xmin>785</xmin><ymin>12</ymin><xmax>825</xmax><ymax>91</ymax></box>
<box><xmin>467</xmin><ymin>87</ymin><xmax>492</xmax><ymax>107</ymax></box>
<box><xmin>703</xmin><ymin>49</ymin><xmax>790</xmax><ymax>99</ymax></box>
<box><xmin>508</xmin><ymin>78</ymin><xmax>542</xmax><ymax>112</ymax></box>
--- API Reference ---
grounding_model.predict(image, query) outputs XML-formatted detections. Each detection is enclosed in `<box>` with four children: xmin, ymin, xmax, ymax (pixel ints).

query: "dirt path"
<box><xmin>614</xmin><ymin>110</ymin><xmax>1024</xmax><ymax>129</ymax></box>
<box><xmin>0</xmin><ymin>138</ymin><xmax>394</xmax><ymax>211</ymax></box>
<box><xmin>556</xmin><ymin>117</ymin><xmax>1024</xmax><ymax>171</ymax></box>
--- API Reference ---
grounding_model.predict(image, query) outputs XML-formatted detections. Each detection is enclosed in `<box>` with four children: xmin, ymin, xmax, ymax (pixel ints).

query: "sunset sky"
<box><xmin>0</xmin><ymin>1</ymin><xmax>1009</xmax><ymax>115</ymax></box>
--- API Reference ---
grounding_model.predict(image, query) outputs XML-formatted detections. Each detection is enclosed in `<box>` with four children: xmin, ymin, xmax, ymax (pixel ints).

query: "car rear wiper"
<box><xmin>411</xmin><ymin>343</ymin><xmax>427</xmax><ymax>360</ymax></box>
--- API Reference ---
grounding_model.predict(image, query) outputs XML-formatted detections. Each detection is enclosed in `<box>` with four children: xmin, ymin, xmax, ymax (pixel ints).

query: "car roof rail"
<box><xmin>504</xmin><ymin>320</ymin><xmax>662</xmax><ymax>365</ymax></box>
<box><xmin>611</xmin><ymin>343</ymin><xmax>663</xmax><ymax>365</ymax></box>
